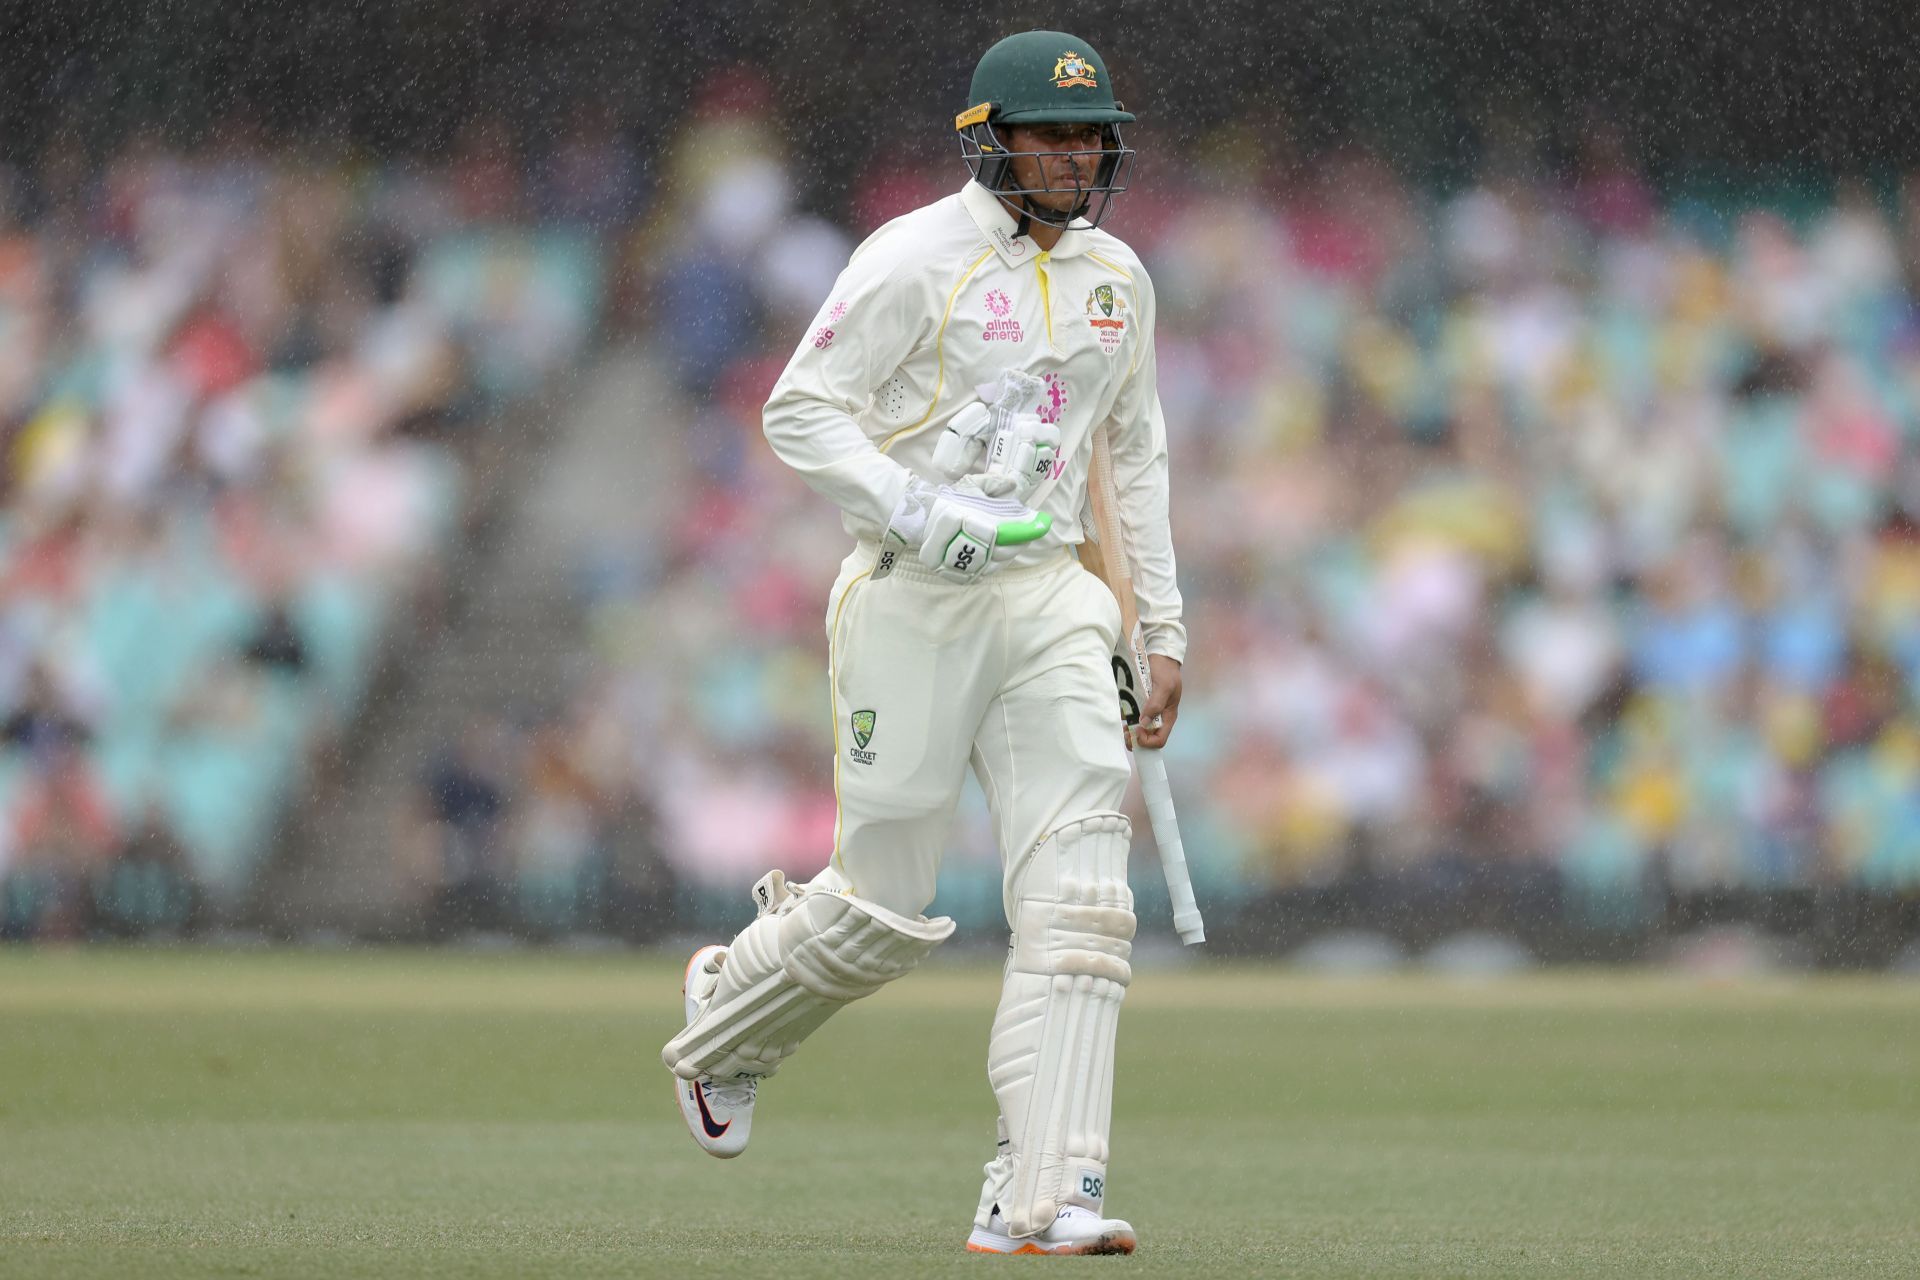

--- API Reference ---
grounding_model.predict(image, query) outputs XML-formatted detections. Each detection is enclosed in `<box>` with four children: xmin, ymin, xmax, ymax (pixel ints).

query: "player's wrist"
<box><xmin>883</xmin><ymin>476</ymin><xmax>938</xmax><ymax>548</ymax></box>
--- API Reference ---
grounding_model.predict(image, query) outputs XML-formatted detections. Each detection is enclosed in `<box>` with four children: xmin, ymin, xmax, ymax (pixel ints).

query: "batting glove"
<box><xmin>880</xmin><ymin>476</ymin><xmax>1052</xmax><ymax>583</ymax></box>
<box><xmin>930</xmin><ymin>371</ymin><xmax>1059</xmax><ymax>502</ymax></box>
<box><xmin>980</xmin><ymin>409</ymin><xmax>1060</xmax><ymax>505</ymax></box>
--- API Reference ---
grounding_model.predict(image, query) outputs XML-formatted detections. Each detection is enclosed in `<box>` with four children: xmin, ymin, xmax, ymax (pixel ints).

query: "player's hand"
<box><xmin>882</xmin><ymin>477</ymin><xmax>1052</xmax><ymax>583</ymax></box>
<box><xmin>920</xmin><ymin>478</ymin><xmax>1051</xmax><ymax>581</ymax></box>
<box><xmin>931</xmin><ymin>402</ymin><xmax>996</xmax><ymax>478</ymax></box>
<box><xmin>932</xmin><ymin>378</ymin><xmax>1059</xmax><ymax>505</ymax></box>
<box><xmin>983</xmin><ymin>410</ymin><xmax>1060</xmax><ymax>504</ymax></box>
<box><xmin>1133</xmin><ymin>654</ymin><xmax>1182</xmax><ymax>749</ymax></box>
<box><xmin>973</xmin><ymin>371</ymin><xmax>1056</xmax><ymax>502</ymax></box>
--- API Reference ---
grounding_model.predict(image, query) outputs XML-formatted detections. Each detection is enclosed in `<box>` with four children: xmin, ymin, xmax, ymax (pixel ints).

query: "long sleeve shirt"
<box><xmin>762</xmin><ymin>181</ymin><xmax>1186</xmax><ymax>663</ymax></box>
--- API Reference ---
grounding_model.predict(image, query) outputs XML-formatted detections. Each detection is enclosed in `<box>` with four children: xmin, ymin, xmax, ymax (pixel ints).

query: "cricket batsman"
<box><xmin>660</xmin><ymin>30</ymin><xmax>1185</xmax><ymax>1257</ymax></box>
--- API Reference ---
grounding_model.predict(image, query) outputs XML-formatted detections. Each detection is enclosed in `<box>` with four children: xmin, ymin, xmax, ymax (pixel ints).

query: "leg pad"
<box><xmin>663</xmin><ymin>874</ymin><xmax>954</xmax><ymax>1080</ymax></box>
<box><xmin>989</xmin><ymin>813</ymin><xmax>1135</xmax><ymax>1237</ymax></box>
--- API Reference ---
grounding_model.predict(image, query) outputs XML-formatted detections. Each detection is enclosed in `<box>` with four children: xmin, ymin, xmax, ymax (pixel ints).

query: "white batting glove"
<box><xmin>879</xmin><ymin>476</ymin><xmax>1053</xmax><ymax>583</ymax></box>
<box><xmin>980</xmin><ymin>410</ymin><xmax>1060</xmax><ymax>504</ymax></box>
<box><xmin>933</xmin><ymin>402</ymin><xmax>1056</xmax><ymax>502</ymax></box>
<box><xmin>931</xmin><ymin>402</ymin><xmax>995</xmax><ymax>479</ymax></box>
<box><xmin>975</xmin><ymin>371</ymin><xmax>1054</xmax><ymax>503</ymax></box>
<box><xmin>931</xmin><ymin>372</ymin><xmax>1061</xmax><ymax>504</ymax></box>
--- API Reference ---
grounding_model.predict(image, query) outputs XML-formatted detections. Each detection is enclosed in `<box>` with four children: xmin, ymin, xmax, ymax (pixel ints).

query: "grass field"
<box><xmin>1</xmin><ymin>950</ymin><xmax>1916</xmax><ymax>1278</ymax></box>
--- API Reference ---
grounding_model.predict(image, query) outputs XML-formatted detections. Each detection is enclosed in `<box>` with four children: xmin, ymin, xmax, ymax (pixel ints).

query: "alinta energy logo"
<box><xmin>813</xmin><ymin>299</ymin><xmax>849</xmax><ymax>350</ymax></box>
<box><xmin>982</xmin><ymin>289</ymin><xmax>1023</xmax><ymax>343</ymax></box>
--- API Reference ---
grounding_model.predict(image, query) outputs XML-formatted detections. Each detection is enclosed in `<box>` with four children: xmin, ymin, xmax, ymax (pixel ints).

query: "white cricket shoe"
<box><xmin>672</xmin><ymin>945</ymin><xmax>757</xmax><ymax>1158</ymax></box>
<box><xmin>965</xmin><ymin>1204</ymin><xmax>1137</xmax><ymax>1256</ymax></box>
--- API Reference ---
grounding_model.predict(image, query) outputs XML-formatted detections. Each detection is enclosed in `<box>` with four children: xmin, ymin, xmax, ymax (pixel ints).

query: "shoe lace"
<box><xmin>706</xmin><ymin>1077</ymin><xmax>757</xmax><ymax>1109</ymax></box>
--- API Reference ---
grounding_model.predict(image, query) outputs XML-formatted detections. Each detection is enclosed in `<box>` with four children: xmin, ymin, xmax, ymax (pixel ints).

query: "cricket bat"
<box><xmin>1081</xmin><ymin>424</ymin><xmax>1205</xmax><ymax>945</ymax></box>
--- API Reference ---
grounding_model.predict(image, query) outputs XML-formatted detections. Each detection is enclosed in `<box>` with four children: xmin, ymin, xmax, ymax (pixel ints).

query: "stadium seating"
<box><xmin>0</xmin><ymin>142</ymin><xmax>599</xmax><ymax>938</ymax></box>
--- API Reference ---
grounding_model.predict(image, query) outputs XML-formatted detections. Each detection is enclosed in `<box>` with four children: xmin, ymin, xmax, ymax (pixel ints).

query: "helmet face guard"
<box><xmin>958</xmin><ymin>116</ymin><xmax>1135</xmax><ymax>231</ymax></box>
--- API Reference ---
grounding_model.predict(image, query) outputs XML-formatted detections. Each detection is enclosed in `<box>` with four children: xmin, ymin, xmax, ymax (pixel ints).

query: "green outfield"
<box><xmin>1</xmin><ymin>950</ymin><xmax>1916</xmax><ymax>1278</ymax></box>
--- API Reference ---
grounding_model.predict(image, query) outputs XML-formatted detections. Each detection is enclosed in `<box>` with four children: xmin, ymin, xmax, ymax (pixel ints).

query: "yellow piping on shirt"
<box><xmin>826</xmin><ymin>566</ymin><xmax>875</xmax><ymax>876</ymax></box>
<box><xmin>1035</xmin><ymin>250</ymin><xmax>1053</xmax><ymax>347</ymax></box>
<box><xmin>1085</xmin><ymin>249</ymin><xmax>1134</xmax><ymax>281</ymax></box>
<box><xmin>878</xmin><ymin>248</ymin><xmax>996</xmax><ymax>454</ymax></box>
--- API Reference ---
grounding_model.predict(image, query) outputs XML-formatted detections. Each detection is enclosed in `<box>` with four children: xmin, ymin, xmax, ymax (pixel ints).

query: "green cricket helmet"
<box><xmin>956</xmin><ymin>31</ymin><xmax>1136</xmax><ymax>231</ymax></box>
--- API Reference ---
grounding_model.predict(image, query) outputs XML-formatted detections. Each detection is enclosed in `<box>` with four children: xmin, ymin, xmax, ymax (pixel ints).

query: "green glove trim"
<box><xmin>994</xmin><ymin>511</ymin><xmax>1053</xmax><ymax>546</ymax></box>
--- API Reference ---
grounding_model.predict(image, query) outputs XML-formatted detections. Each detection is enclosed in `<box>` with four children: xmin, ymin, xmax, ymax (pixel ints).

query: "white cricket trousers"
<box><xmin>810</xmin><ymin>541</ymin><xmax>1134</xmax><ymax>920</ymax></box>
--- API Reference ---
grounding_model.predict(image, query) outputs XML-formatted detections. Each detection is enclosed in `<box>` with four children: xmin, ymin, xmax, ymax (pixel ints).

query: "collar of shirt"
<box><xmin>960</xmin><ymin>181</ymin><xmax>1094</xmax><ymax>268</ymax></box>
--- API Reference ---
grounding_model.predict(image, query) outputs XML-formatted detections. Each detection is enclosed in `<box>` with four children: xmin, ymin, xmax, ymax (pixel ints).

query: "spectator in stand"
<box><xmin>2</xmin><ymin>660</ymin><xmax>95</xmax><ymax>755</ymax></box>
<box><xmin>2</xmin><ymin>739</ymin><xmax>119</xmax><ymax>938</ymax></box>
<box><xmin>93</xmin><ymin>799</ymin><xmax>197</xmax><ymax>937</ymax></box>
<box><xmin>239</xmin><ymin>594</ymin><xmax>310</xmax><ymax>677</ymax></box>
<box><xmin>538</xmin><ymin>102</ymin><xmax>647</xmax><ymax>236</ymax></box>
<box><xmin>416</xmin><ymin>718</ymin><xmax>514</xmax><ymax>934</ymax></box>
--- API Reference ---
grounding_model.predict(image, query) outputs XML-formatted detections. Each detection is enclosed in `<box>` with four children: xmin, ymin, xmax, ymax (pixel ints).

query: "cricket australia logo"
<box><xmin>1085</xmin><ymin>284</ymin><xmax>1128</xmax><ymax>354</ymax></box>
<box><xmin>983</xmin><ymin>289</ymin><xmax>1023</xmax><ymax>343</ymax></box>
<box><xmin>848</xmin><ymin>710</ymin><xmax>878</xmax><ymax>765</ymax></box>
<box><xmin>1052</xmin><ymin>52</ymin><xmax>1097</xmax><ymax>89</ymax></box>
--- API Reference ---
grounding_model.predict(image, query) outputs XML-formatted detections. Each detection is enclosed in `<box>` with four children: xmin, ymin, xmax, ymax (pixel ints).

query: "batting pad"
<box><xmin>990</xmin><ymin>812</ymin><xmax>1136</xmax><ymax>1237</ymax></box>
<box><xmin>661</xmin><ymin>876</ymin><xmax>955</xmax><ymax>1081</ymax></box>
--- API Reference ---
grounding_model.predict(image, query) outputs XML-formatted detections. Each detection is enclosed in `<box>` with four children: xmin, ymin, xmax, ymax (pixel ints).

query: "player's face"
<box><xmin>1003</xmin><ymin>124</ymin><xmax>1106</xmax><ymax>211</ymax></box>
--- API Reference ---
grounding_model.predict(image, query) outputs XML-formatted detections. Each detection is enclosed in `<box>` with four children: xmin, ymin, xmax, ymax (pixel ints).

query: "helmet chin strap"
<box><xmin>1013</xmin><ymin>191</ymin><xmax>1090</xmax><ymax>238</ymax></box>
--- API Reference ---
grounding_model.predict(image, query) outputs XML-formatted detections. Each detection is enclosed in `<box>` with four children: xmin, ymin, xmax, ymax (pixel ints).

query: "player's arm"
<box><xmin>761</xmin><ymin>246</ymin><xmax>934</xmax><ymax>536</ymax></box>
<box><xmin>1100</xmin><ymin>266</ymin><xmax>1185</xmax><ymax>744</ymax></box>
<box><xmin>763</xmin><ymin>247</ymin><xmax>1051</xmax><ymax>580</ymax></box>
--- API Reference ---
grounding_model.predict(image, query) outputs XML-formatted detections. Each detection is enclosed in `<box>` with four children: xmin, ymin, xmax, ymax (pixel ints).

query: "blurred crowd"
<box><xmin>390</xmin><ymin>695</ymin><xmax>672</xmax><ymax>940</ymax></box>
<box><xmin>570</xmin><ymin>90</ymin><xmax>1920</xmax><ymax>931</ymax></box>
<box><xmin>15</xmin><ymin>78</ymin><xmax>1920</xmax><ymax>943</ymax></box>
<box><xmin>1150</xmin><ymin>147</ymin><xmax>1920</xmax><ymax>919</ymax></box>
<box><xmin>0</xmin><ymin>120</ymin><xmax>604</xmax><ymax>939</ymax></box>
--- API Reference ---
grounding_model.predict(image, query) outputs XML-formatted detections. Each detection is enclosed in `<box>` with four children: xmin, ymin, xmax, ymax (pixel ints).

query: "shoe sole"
<box><xmin>674</xmin><ymin>945</ymin><xmax>740</xmax><ymax>1159</ymax></box>
<box><xmin>965</xmin><ymin>1228</ymin><xmax>1137</xmax><ymax>1256</ymax></box>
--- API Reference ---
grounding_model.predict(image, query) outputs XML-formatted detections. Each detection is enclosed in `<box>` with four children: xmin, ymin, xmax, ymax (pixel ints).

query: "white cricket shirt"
<box><xmin>763</xmin><ymin>181</ymin><xmax>1187</xmax><ymax>663</ymax></box>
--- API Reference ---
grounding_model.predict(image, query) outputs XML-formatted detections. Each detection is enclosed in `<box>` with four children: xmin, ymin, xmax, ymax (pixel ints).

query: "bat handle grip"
<box><xmin>1136</xmin><ymin>746</ymin><xmax>1205</xmax><ymax>945</ymax></box>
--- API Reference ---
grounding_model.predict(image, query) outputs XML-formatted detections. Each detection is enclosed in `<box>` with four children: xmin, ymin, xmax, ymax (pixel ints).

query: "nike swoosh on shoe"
<box><xmin>691</xmin><ymin>1083</ymin><xmax>731</xmax><ymax>1138</ymax></box>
